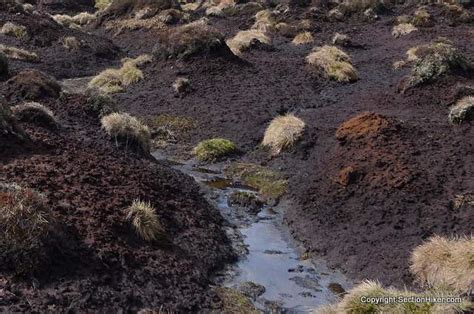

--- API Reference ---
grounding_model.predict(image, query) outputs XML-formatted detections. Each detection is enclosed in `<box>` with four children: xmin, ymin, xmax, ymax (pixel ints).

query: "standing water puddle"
<box><xmin>152</xmin><ymin>152</ymin><xmax>351</xmax><ymax>312</ymax></box>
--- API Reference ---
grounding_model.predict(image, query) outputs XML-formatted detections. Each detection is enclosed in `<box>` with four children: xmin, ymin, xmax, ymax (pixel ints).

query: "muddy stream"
<box><xmin>152</xmin><ymin>152</ymin><xmax>352</xmax><ymax>313</ymax></box>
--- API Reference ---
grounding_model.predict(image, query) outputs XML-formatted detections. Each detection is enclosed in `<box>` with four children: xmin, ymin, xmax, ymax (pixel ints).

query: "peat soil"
<box><xmin>108</xmin><ymin>4</ymin><xmax>474</xmax><ymax>288</ymax></box>
<box><xmin>0</xmin><ymin>86</ymin><xmax>234</xmax><ymax>310</ymax></box>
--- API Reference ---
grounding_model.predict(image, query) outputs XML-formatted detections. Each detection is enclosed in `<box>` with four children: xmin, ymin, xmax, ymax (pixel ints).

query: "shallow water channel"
<box><xmin>152</xmin><ymin>152</ymin><xmax>351</xmax><ymax>313</ymax></box>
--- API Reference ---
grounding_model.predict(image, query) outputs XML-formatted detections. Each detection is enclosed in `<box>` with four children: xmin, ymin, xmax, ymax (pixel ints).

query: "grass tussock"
<box><xmin>392</xmin><ymin>23</ymin><xmax>417</xmax><ymax>38</ymax></box>
<box><xmin>0</xmin><ymin>44</ymin><xmax>39</xmax><ymax>62</ymax></box>
<box><xmin>314</xmin><ymin>280</ymin><xmax>471</xmax><ymax>314</ymax></box>
<box><xmin>193</xmin><ymin>138</ymin><xmax>237</xmax><ymax>162</ymax></box>
<box><xmin>252</xmin><ymin>9</ymin><xmax>277</xmax><ymax>32</ymax></box>
<box><xmin>403</xmin><ymin>40</ymin><xmax>471</xmax><ymax>89</ymax></box>
<box><xmin>95</xmin><ymin>0</ymin><xmax>112</xmax><ymax>10</ymax></box>
<box><xmin>153</xmin><ymin>21</ymin><xmax>227</xmax><ymax>59</ymax></box>
<box><xmin>225</xmin><ymin>163</ymin><xmax>287</xmax><ymax>199</ymax></box>
<box><xmin>1</xmin><ymin>22</ymin><xmax>28</xmax><ymax>38</ymax></box>
<box><xmin>101</xmin><ymin>112</ymin><xmax>151</xmax><ymax>153</ymax></box>
<box><xmin>62</xmin><ymin>36</ymin><xmax>81</xmax><ymax>50</ymax></box>
<box><xmin>449</xmin><ymin>96</ymin><xmax>474</xmax><ymax>124</ymax></box>
<box><xmin>124</xmin><ymin>200</ymin><xmax>165</xmax><ymax>242</ymax></box>
<box><xmin>172</xmin><ymin>77</ymin><xmax>190</xmax><ymax>93</ymax></box>
<box><xmin>306</xmin><ymin>45</ymin><xmax>358</xmax><ymax>82</ymax></box>
<box><xmin>53</xmin><ymin>12</ymin><xmax>97</xmax><ymax>28</ymax></box>
<box><xmin>12</xmin><ymin>102</ymin><xmax>58</xmax><ymax>129</ymax></box>
<box><xmin>292</xmin><ymin>32</ymin><xmax>313</xmax><ymax>46</ymax></box>
<box><xmin>226</xmin><ymin>29</ymin><xmax>271</xmax><ymax>55</ymax></box>
<box><xmin>88</xmin><ymin>54</ymin><xmax>151</xmax><ymax>94</ymax></box>
<box><xmin>410</xmin><ymin>235</ymin><xmax>474</xmax><ymax>295</ymax></box>
<box><xmin>262</xmin><ymin>114</ymin><xmax>305</xmax><ymax>155</ymax></box>
<box><xmin>215</xmin><ymin>287</ymin><xmax>260</xmax><ymax>314</ymax></box>
<box><xmin>0</xmin><ymin>183</ymin><xmax>50</xmax><ymax>272</ymax></box>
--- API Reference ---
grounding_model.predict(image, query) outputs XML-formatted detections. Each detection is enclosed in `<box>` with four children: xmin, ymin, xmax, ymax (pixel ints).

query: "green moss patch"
<box><xmin>225</xmin><ymin>162</ymin><xmax>287</xmax><ymax>199</ymax></box>
<box><xmin>193</xmin><ymin>138</ymin><xmax>237</xmax><ymax>162</ymax></box>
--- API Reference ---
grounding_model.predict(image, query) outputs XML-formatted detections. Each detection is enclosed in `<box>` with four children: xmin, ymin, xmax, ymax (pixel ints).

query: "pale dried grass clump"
<box><xmin>0</xmin><ymin>183</ymin><xmax>50</xmax><ymax>254</ymax></box>
<box><xmin>88</xmin><ymin>55</ymin><xmax>151</xmax><ymax>94</ymax></box>
<box><xmin>95</xmin><ymin>0</ymin><xmax>112</xmax><ymax>11</ymax></box>
<box><xmin>292</xmin><ymin>31</ymin><xmax>313</xmax><ymax>46</ymax></box>
<box><xmin>173</xmin><ymin>77</ymin><xmax>190</xmax><ymax>93</ymax></box>
<box><xmin>1</xmin><ymin>22</ymin><xmax>28</xmax><ymax>38</ymax></box>
<box><xmin>124</xmin><ymin>200</ymin><xmax>164</xmax><ymax>242</ymax></box>
<box><xmin>306</xmin><ymin>45</ymin><xmax>358</xmax><ymax>82</ymax></box>
<box><xmin>62</xmin><ymin>36</ymin><xmax>81</xmax><ymax>50</ymax></box>
<box><xmin>314</xmin><ymin>280</ymin><xmax>471</xmax><ymax>314</ymax></box>
<box><xmin>101</xmin><ymin>112</ymin><xmax>151</xmax><ymax>152</ymax></box>
<box><xmin>226</xmin><ymin>29</ymin><xmax>271</xmax><ymax>55</ymax></box>
<box><xmin>0</xmin><ymin>44</ymin><xmax>39</xmax><ymax>62</ymax></box>
<box><xmin>403</xmin><ymin>40</ymin><xmax>471</xmax><ymax>89</ymax></box>
<box><xmin>410</xmin><ymin>235</ymin><xmax>474</xmax><ymax>295</ymax></box>
<box><xmin>12</xmin><ymin>102</ymin><xmax>58</xmax><ymax>128</ymax></box>
<box><xmin>23</xmin><ymin>3</ymin><xmax>34</xmax><ymax>13</ymax></box>
<box><xmin>332</xmin><ymin>33</ymin><xmax>351</xmax><ymax>46</ymax></box>
<box><xmin>392</xmin><ymin>23</ymin><xmax>417</xmax><ymax>38</ymax></box>
<box><xmin>449</xmin><ymin>96</ymin><xmax>474</xmax><ymax>124</ymax></box>
<box><xmin>262</xmin><ymin>114</ymin><xmax>305</xmax><ymax>155</ymax></box>
<box><xmin>53</xmin><ymin>12</ymin><xmax>96</xmax><ymax>28</ymax></box>
<box><xmin>252</xmin><ymin>9</ymin><xmax>277</xmax><ymax>32</ymax></box>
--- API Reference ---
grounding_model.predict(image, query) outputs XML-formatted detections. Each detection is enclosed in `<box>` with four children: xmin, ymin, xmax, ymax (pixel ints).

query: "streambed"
<box><xmin>152</xmin><ymin>152</ymin><xmax>351</xmax><ymax>313</ymax></box>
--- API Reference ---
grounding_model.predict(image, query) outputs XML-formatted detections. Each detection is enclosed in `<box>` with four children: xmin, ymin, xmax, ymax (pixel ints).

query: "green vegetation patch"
<box><xmin>193</xmin><ymin>138</ymin><xmax>237</xmax><ymax>162</ymax></box>
<box><xmin>214</xmin><ymin>287</ymin><xmax>260</xmax><ymax>314</ymax></box>
<box><xmin>225</xmin><ymin>162</ymin><xmax>287</xmax><ymax>199</ymax></box>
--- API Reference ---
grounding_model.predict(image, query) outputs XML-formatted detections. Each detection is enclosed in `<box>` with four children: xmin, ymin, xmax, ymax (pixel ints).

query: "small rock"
<box><xmin>238</xmin><ymin>281</ymin><xmax>266</xmax><ymax>300</ymax></box>
<box><xmin>328</xmin><ymin>282</ymin><xmax>346</xmax><ymax>295</ymax></box>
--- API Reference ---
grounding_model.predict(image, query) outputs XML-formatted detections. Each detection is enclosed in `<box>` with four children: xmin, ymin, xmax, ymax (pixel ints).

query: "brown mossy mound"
<box><xmin>37</xmin><ymin>0</ymin><xmax>95</xmax><ymax>14</ymax></box>
<box><xmin>5</xmin><ymin>69</ymin><xmax>61</xmax><ymax>101</ymax></box>
<box><xmin>153</xmin><ymin>21</ymin><xmax>236</xmax><ymax>60</ymax></box>
<box><xmin>335</xmin><ymin>112</ymin><xmax>400</xmax><ymax>143</ymax></box>
<box><xmin>100</xmin><ymin>0</ymin><xmax>180</xmax><ymax>21</ymax></box>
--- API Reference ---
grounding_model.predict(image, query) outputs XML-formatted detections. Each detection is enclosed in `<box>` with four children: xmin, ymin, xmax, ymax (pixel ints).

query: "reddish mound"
<box><xmin>335</xmin><ymin>112</ymin><xmax>399</xmax><ymax>143</ymax></box>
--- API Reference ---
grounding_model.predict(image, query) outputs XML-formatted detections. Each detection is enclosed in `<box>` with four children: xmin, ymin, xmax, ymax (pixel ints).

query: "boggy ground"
<box><xmin>108</xmin><ymin>3</ymin><xmax>474</xmax><ymax>288</ymax></box>
<box><xmin>0</xmin><ymin>0</ymin><xmax>473</xmax><ymax>311</ymax></box>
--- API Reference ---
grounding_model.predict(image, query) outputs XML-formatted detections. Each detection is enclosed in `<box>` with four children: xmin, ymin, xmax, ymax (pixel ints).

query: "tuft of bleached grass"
<box><xmin>0</xmin><ymin>183</ymin><xmax>50</xmax><ymax>254</ymax></box>
<box><xmin>52</xmin><ymin>14</ymin><xmax>75</xmax><ymax>27</ymax></box>
<box><xmin>449</xmin><ymin>96</ymin><xmax>474</xmax><ymax>124</ymax></box>
<box><xmin>392</xmin><ymin>23</ymin><xmax>417</xmax><ymax>38</ymax></box>
<box><xmin>71</xmin><ymin>12</ymin><xmax>96</xmax><ymax>25</ymax></box>
<box><xmin>1</xmin><ymin>22</ymin><xmax>28</xmax><ymax>38</ymax></box>
<box><xmin>12</xmin><ymin>102</ymin><xmax>58</xmax><ymax>128</ymax></box>
<box><xmin>0</xmin><ymin>44</ymin><xmax>39</xmax><ymax>62</ymax></box>
<box><xmin>313</xmin><ymin>280</ymin><xmax>471</xmax><ymax>314</ymax></box>
<box><xmin>226</xmin><ymin>29</ymin><xmax>271</xmax><ymax>55</ymax></box>
<box><xmin>95</xmin><ymin>0</ymin><xmax>112</xmax><ymax>11</ymax></box>
<box><xmin>332</xmin><ymin>33</ymin><xmax>351</xmax><ymax>46</ymax></box>
<box><xmin>262</xmin><ymin>114</ymin><xmax>305</xmax><ymax>155</ymax></box>
<box><xmin>292</xmin><ymin>32</ymin><xmax>313</xmax><ymax>46</ymax></box>
<box><xmin>62</xmin><ymin>36</ymin><xmax>81</xmax><ymax>50</ymax></box>
<box><xmin>410</xmin><ymin>235</ymin><xmax>474</xmax><ymax>295</ymax></box>
<box><xmin>403</xmin><ymin>40</ymin><xmax>471</xmax><ymax>89</ymax></box>
<box><xmin>124</xmin><ymin>200</ymin><xmax>164</xmax><ymax>242</ymax></box>
<box><xmin>88</xmin><ymin>55</ymin><xmax>151</xmax><ymax>94</ymax></box>
<box><xmin>173</xmin><ymin>77</ymin><xmax>190</xmax><ymax>94</ymax></box>
<box><xmin>306</xmin><ymin>45</ymin><xmax>358</xmax><ymax>82</ymax></box>
<box><xmin>23</xmin><ymin>3</ymin><xmax>34</xmax><ymax>13</ymax></box>
<box><xmin>193</xmin><ymin>138</ymin><xmax>237</xmax><ymax>162</ymax></box>
<box><xmin>101</xmin><ymin>112</ymin><xmax>151</xmax><ymax>152</ymax></box>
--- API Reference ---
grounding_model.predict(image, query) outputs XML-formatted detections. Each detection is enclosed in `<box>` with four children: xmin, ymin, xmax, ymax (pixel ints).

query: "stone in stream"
<box><xmin>238</xmin><ymin>281</ymin><xmax>266</xmax><ymax>300</ymax></box>
<box><xmin>328</xmin><ymin>282</ymin><xmax>346</xmax><ymax>296</ymax></box>
<box><xmin>289</xmin><ymin>275</ymin><xmax>322</xmax><ymax>291</ymax></box>
<box><xmin>228</xmin><ymin>191</ymin><xmax>264</xmax><ymax>214</ymax></box>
